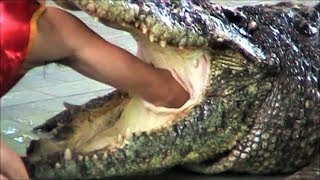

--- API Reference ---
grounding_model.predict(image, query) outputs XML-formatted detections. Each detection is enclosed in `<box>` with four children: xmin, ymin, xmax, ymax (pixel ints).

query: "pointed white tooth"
<box><xmin>93</xmin><ymin>16</ymin><xmax>99</xmax><ymax>22</ymax></box>
<box><xmin>131</xmin><ymin>4</ymin><xmax>140</xmax><ymax>16</ymax></box>
<box><xmin>121</xmin><ymin>22</ymin><xmax>125</xmax><ymax>27</ymax></box>
<box><xmin>160</xmin><ymin>40</ymin><xmax>167</xmax><ymax>48</ymax></box>
<box><xmin>92</xmin><ymin>154</ymin><xmax>98</xmax><ymax>160</ymax></box>
<box><xmin>52</xmin><ymin>129</ymin><xmax>58</xmax><ymax>135</ymax></box>
<box><xmin>86</xmin><ymin>3</ymin><xmax>95</xmax><ymax>12</ymax></box>
<box><xmin>117</xmin><ymin>134</ymin><xmax>123</xmax><ymax>143</ymax></box>
<box><xmin>64</xmin><ymin>148</ymin><xmax>72</xmax><ymax>161</ymax></box>
<box><xmin>126</xmin><ymin>128</ymin><xmax>132</xmax><ymax>139</ymax></box>
<box><xmin>135</xmin><ymin>130</ymin><xmax>142</xmax><ymax>136</ymax></box>
<box><xmin>145</xmin><ymin>15</ymin><xmax>155</xmax><ymax>27</ymax></box>
<box><xmin>139</xmin><ymin>14</ymin><xmax>146</xmax><ymax>21</ymax></box>
<box><xmin>55</xmin><ymin>163</ymin><xmax>61</xmax><ymax>169</ymax></box>
<box><xmin>57</xmin><ymin>122</ymin><xmax>63</xmax><ymax>127</ymax></box>
<box><xmin>194</xmin><ymin>60</ymin><xmax>199</xmax><ymax>68</ymax></box>
<box><xmin>78</xmin><ymin>155</ymin><xmax>83</xmax><ymax>161</ymax></box>
<box><xmin>216</xmin><ymin>31</ymin><xmax>225</xmax><ymax>38</ymax></box>
<box><xmin>179</xmin><ymin>46</ymin><xmax>184</xmax><ymax>49</ymax></box>
<box><xmin>217</xmin><ymin>38</ymin><xmax>224</xmax><ymax>42</ymax></box>
<box><xmin>85</xmin><ymin>156</ymin><xmax>89</xmax><ymax>161</ymax></box>
<box><xmin>135</xmin><ymin>21</ymin><xmax>140</xmax><ymax>28</ymax></box>
<box><xmin>143</xmin><ymin>27</ymin><xmax>148</xmax><ymax>34</ymax></box>
<box><xmin>141</xmin><ymin>23</ymin><xmax>148</xmax><ymax>34</ymax></box>
<box><xmin>103</xmin><ymin>152</ymin><xmax>108</xmax><ymax>160</ymax></box>
<box><xmin>248</xmin><ymin>20</ymin><xmax>257</xmax><ymax>30</ymax></box>
<box><xmin>97</xmin><ymin>7</ymin><xmax>107</xmax><ymax>16</ymax></box>
<box><xmin>149</xmin><ymin>34</ymin><xmax>155</xmax><ymax>42</ymax></box>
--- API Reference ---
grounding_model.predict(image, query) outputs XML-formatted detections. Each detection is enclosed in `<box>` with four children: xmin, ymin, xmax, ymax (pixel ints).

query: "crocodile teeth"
<box><xmin>64</xmin><ymin>148</ymin><xmax>72</xmax><ymax>161</ymax></box>
<box><xmin>141</xmin><ymin>23</ymin><xmax>148</xmax><ymax>34</ymax></box>
<box><xmin>216</xmin><ymin>31</ymin><xmax>225</xmax><ymax>38</ymax></box>
<box><xmin>305</xmin><ymin>100</ymin><xmax>311</xmax><ymax>108</ymax></box>
<box><xmin>139</xmin><ymin>14</ymin><xmax>146</xmax><ymax>21</ymax></box>
<box><xmin>135</xmin><ymin>130</ymin><xmax>142</xmax><ymax>136</ymax></box>
<box><xmin>135</xmin><ymin>21</ymin><xmax>140</xmax><ymax>28</ymax></box>
<box><xmin>173</xmin><ymin>8</ymin><xmax>180</xmax><ymax>14</ymax></box>
<box><xmin>193</xmin><ymin>60</ymin><xmax>199</xmax><ymax>68</ymax></box>
<box><xmin>248</xmin><ymin>20</ymin><xmax>257</xmax><ymax>31</ymax></box>
<box><xmin>149</xmin><ymin>34</ymin><xmax>155</xmax><ymax>42</ymax></box>
<box><xmin>145</xmin><ymin>15</ymin><xmax>155</xmax><ymax>27</ymax></box>
<box><xmin>160</xmin><ymin>40</ymin><xmax>167</xmax><ymax>48</ymax></box>
<box><xmin>93</xmin><ymin>17</ymin><xmax>99</xmax><ymax>22</ymax></box>
<box><xmin>240</xmin><ymin>153</ymin><xmax>248</xmax><ymax>159</ymax></box>
<box><xmin>97</xmin><ymin>7</ymin><xmax>107</xmax><ymax>17</ymax></box>
<box><xmin>55</xmin><ymin>163</ymin><xmax>61</xmax><ymax>169</ymax></box>
<box><xmin>131</xmin><ymin>4</ymin><xmax>140</xmax><ymax>17</ymax></box>
<box><xmin>103</xmin><ymin>152</ymin><xmax>108</xmax><ymax>160</ymax></box>
<box><xmin>179</xmin><ymin>38</ymin><xmax>187</xmax><ymax>47</ymax></box>
<box><xmin>161</xmin><ymin>124</ymin><xmax>167</xmax><ymax>129</ymax></box>
<box><xmin>57</xmin><ymin>122</ymin><xmax>63</xmax><ymax>128</ymax></box>
<box><xmin>78</xmin><ymin>155</ymin><xmax>83</xmax><ymax>161</ymax></box>
<box><xmin>92</xmin><ymin>154</ymin><xmax>98</xmax><ymax>160</ymax></box>
<box><xmin>51</xmin><ymin>129</ymin><xmax>58</xmax><ymax>135</ymax></box>
<box><xmin>179</xmin><ymin>46</ymin><xmax>184</xmax><ymax>49</ymax></box>
<box><xmin>117</xmin><ymin>134</ymin><xmax>124</xmax><ymax>143</ymax></box>
<box><xmin>228</xmin><ymin>156</ymin><xmax>236</xmax><ymax>161</ymax></box>
<box><xmin>126</xmin><ymin>128</ymin><xmax>132</xmax><ymax>139</ymax></box>
<box><xmin>125</xmin><ymin>9</ymin><xmax>135</xmax><ymax>22</ymax></box>
<box><xmin>121</xmin><ymin>22</ymin><xmax>127</xmax><ymax>27</ymax></box>
<box><xmin>86</xmin><ymin>3</ymin><xmax>95</xmax><ymax>12</ymax></box>
<box><xmin>85</xmin><ymin>156</ymin><xmax>89</xmax><ymax>161</ymax></box>
<box><xmin>217</xmin><ymin>38</ymin><xmax>224</xmax><ymax>42</ymax></box>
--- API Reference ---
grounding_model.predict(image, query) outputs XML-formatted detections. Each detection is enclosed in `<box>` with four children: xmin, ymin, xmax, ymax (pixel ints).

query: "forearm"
<box><xmin>68</xmin><ymin>40</ymin><xmax>181</xmax><ymax>107</ymax></box>
<box><xmin>45</xmin><ymin>8</ymin><xmax>173</xmax><ymax>103</ymax></box>
<box><xmin>26</xmin><ymin>7</ymin><xmax>188</xmax><ymax>108</ymax></box>
<box><xmin>0</xmin><ymin>142</ymin><xmax>29</xmax><ymax>179</ymax></box>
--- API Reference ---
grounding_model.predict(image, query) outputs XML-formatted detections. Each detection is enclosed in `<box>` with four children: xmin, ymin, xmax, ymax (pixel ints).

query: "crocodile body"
<box><xmin>24</xmin><ymin>1</ymin><xmax>319</xmax><ymax>179</ymax></box>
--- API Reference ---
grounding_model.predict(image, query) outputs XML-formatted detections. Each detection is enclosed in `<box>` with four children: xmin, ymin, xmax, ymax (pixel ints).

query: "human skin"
<box><xmin>24</xmin><ymin>7</ymin><xmax>189</xmax><ymax>108</ymax></box>
<box><xmin>0</xmin><ymin>142</ymin><xmax>29</xmax><ymax>179</ymax></box>
<box><xmin>1</xmin><ymin>5</ymin><xmax>189</xmax><ymax>180</ymax></box>
<box><xmin>23</xmin><ymin>1</ymin><xmax>319</xmax><ymax>179</ymax></box>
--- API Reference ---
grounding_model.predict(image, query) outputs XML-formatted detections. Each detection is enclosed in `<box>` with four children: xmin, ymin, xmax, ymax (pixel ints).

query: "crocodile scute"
<box><xmin>23</xmin><ymin>1</ymin><xmax>319</xmax><ymax>179</ymax></box>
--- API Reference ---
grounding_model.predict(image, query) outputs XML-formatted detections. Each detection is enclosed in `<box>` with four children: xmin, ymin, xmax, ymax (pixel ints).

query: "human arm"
<box><xmin>25</xmin><ymin>7</ymin><xmax>189</xmax><ymax>108</ymax></box>
<box><xmin>0</xmin><ymin>142</ymin><xmax>29</xmax><ymax>179</ymax></box>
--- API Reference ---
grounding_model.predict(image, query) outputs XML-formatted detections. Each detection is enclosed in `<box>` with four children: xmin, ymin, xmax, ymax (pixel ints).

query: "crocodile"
<box><xmin>23</xmin><ymin>0</ymin><xmax>320</xmax><ymax>179</ymax></box>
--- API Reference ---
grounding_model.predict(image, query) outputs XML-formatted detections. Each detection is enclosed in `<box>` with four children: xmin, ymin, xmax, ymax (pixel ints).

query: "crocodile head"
<box><xmin>24</xmin><ymin>1</ymin><xmax>320</xmax><ymax>179</ymax></box>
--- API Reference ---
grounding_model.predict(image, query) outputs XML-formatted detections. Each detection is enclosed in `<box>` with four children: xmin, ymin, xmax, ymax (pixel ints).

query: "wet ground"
<box><xmin>0</xmin><ymin>1</ymin><xmax>318</xmax><ymax>179</ymax></box>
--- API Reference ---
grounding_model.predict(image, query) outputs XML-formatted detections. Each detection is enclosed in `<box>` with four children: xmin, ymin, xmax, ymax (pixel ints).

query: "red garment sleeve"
<box><xmin>0</xmin><ymin>0</ymin><xmax>46</xmax><ymax>97</ymax></box>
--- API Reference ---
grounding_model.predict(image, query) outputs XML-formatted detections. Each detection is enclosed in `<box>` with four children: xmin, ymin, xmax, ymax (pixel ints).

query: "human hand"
<box><xmin>149</xmin><ymin>68</ymin><xmax>190</xmax><ymax>108</ymax></box>
<box><xmin>0</xmin><ymin>142</ymin><xmax>29</xmax><ymax>179</ymax></box>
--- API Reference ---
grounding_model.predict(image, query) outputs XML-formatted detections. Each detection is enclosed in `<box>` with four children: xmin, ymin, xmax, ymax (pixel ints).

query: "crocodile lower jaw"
<box><xmin>79</xmin><ymin>34</ymin><xmax>211</xmax><ymax>152</ymax></box>
<box><xmin>29</xmin><ymin>34</ymin><xmax>211</xmax><ymax>158</ymax></box>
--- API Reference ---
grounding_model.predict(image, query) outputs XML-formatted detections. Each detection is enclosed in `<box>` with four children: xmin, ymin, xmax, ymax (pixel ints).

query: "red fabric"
<box><xmin>0</xmin><ymin>0</ymin><xmax>42</xmax><ymax>97</ymax></box>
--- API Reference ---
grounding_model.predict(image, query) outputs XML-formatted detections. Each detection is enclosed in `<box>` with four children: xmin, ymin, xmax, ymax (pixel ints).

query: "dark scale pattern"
<box><xmin>189</xmin><ymin>2</ymin><xmax>319</xmax><ymax>174</ymax></box>
<box><xmin>25</xmin><ymin>47</ymin><xmax>272</xmax><ymax>179</ymax></box>
<box><xmin>24</xmin><ymin>1</ymin><xmax>320</xmax><ymax>179</ymax></box>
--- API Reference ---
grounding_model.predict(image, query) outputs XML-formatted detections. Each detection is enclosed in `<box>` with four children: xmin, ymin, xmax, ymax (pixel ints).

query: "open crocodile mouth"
<box><xmin>27</xmin><ymin>1</ymin><xmax>258</xmax><ymax>173</ymax></box>
<box><xmin>74</xmin><ymin>35</ymin><xmax>211</xmax><ymax>153</ymax></box>
<box><xmin>28</xmin><ymin>28</ymin><xmax>212</xmax><ymax>159</ymax></box>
